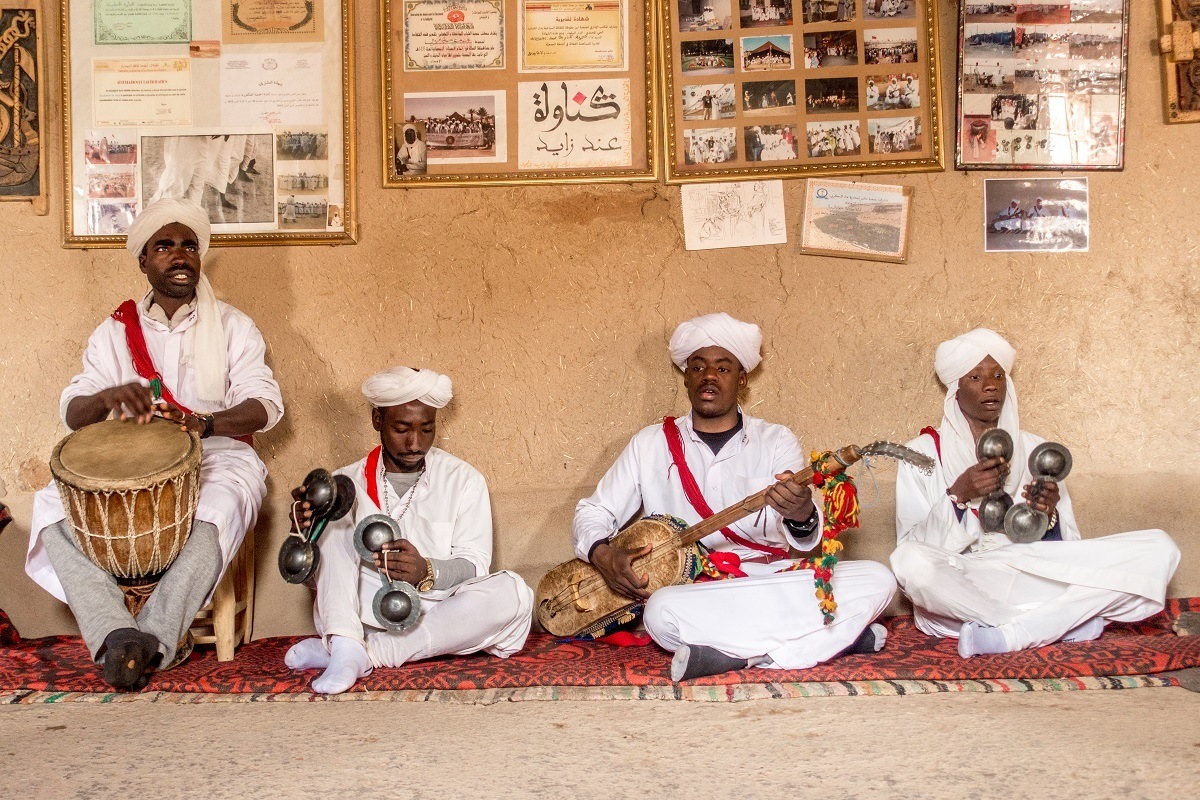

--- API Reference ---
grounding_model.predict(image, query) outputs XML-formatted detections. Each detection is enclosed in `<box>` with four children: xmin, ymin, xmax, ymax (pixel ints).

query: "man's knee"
<box><xmin>486</xmin><ymin>570</ymin><xmax>534</xmax><ymax>623</ymax></box>
<box><xmin>1144</xmin><ymin>530</ymin><xmax>1182</xmax><ymax>575</ymax></box>
<box><xmin>642</xmin><ymin>588</ymin><xmax>681</xmax><ymax>641</ymax></box>
<box><xmin>890</xmin><ymin>541</ymin><xmax>940</xmax><ymax>594</ymax></box>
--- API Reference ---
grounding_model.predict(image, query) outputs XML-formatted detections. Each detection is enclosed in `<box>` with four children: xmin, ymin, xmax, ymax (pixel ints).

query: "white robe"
<box><xmin>27</xmin><ymin>297</ymin><xmax>284</xmax><ymax>603</ymax></box>
<box><xmin>893</xmin><ymin>428</ymin><xmax>1180</xmax><ymax>647</ymax></box>
<box><xmin>311</xmin><ymin>448</ymin><xmax>533</xmax><ymax>667</ymax></box>
<box><xmin>574</xmin><ymin>413</ymin><xmax>896</xmax><ymax>668</ymax></box>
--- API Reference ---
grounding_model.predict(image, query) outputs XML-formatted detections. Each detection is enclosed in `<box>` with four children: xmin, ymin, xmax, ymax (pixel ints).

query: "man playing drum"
<box><xmin>573</xmin><ymin>313</ymin><xmax>897</xmax><ymax>681</ymax></box>
<box><xmin>25</xmin><ymin>198</ymin><xmax>284</xmax><ymax>690</ymax></box>
<box><xmin>891</xmin><ymin>328</ymin><xmax>1180</xmax><ymax>657</ymax></box>
<box><xmin>284</xmin><ymin>366</ymin><xmax>533</xmax><ymax>695</ymax></box>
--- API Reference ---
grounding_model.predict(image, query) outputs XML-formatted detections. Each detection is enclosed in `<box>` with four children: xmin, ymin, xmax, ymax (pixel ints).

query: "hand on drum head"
<box><xmin>590</xmin><ymin>541</ymin><xmax>652</xmax><ymax>601</ymax></box>
<box><xmin>100</xmin><ymin>382</ymin><xmax>157</xmax><ymax>424</ymax></box>
<box><xmin>767</xmin><ymin>471</ymin><xmax>816</xmax><ymax>520</ymax></box>
<box><xmin>1021</xmin><ymin>479</ymin><xmax>1059</xmax><ymax>515</ymax></box>
<box><xmin>949</xmin><ymin>457</ymin><xmax>1009</xmax><ymax>503</ymax></box>
<box><xmin>373</xmin><ymin>539</ymin><xmax>426</xmax><ymax>585</ymax></box>
<box><xmin>289</xmin><ymin>484</ymin><xmax>314</xmax><ymax>533</ymax></box>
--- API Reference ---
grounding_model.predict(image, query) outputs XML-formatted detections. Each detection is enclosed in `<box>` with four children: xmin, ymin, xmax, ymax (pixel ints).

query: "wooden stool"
<box><xmin>190</xmin><ymin>525</ymin><xmax>256</xmax><ymax>661</ymax></box>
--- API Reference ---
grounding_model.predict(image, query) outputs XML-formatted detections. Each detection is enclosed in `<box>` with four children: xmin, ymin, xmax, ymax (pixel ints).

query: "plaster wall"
<box><xmin>1</xmin><ymin>4</ymin><xmax>1197</xmax><ymax>638</ymax></box>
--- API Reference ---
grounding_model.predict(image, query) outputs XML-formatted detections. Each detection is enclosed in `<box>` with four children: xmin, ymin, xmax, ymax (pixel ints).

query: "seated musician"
<box><xmin>892</xmin><ymin>328</ymin><xmax>1180</xmax><ymax>657</ymax></box>
<box><xmin>284</xmin><ymin>366</ymin><xmax>534</xmax><ymax>695</ymax></box>
<box><xmin>25</xmin><ymin>198</ymin><xmax>284</xmax><ymax>690</ymax></box>
<box><xmin>574</xmin><ymin>313</ymin><xmax>896</xmax><ymax>681</ymax></box>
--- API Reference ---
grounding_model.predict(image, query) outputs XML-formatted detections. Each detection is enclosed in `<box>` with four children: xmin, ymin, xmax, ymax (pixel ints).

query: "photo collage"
<box><xmin>957</xmin><ymin>0</ymin><xmax>1126</xmax><ymax>168</ymax></box>
<box><xmin>672</xmin><ymin>0</ymin><xmax>928</xmax><ymax>170</ymax></box>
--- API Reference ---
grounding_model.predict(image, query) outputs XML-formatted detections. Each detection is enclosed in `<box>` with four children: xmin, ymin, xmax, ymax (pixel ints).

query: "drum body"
<box><xmin>50</xmin><ymin>419</ymin><xmax>202</xmax><ymax>607</ymax></box>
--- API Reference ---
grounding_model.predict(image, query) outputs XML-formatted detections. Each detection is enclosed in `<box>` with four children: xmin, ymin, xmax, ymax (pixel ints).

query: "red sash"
<box><xmin>364</xmin><ymin>446</ymin><xmax>383</xmax><ymax>508</ymax></box>
<box><xmin>111</xmin><ymin>299</ymin><xmax>252</xmax><ymax>446</ymax></box>
<box><xmin>662</xmin><ymin>417</ymin><xmax>789</xmax><ymax>560</ymax></box>
<box><xmin>919</xmin><ymin>426</ymin><xmax>940</xmax><ymax>459</ymax></box>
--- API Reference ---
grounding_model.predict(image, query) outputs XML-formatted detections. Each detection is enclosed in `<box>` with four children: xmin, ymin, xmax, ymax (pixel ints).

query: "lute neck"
<box><xmin>677</xmin><ymin>444</ymin><xmax>862</xmax><ymax>547</ymax></box>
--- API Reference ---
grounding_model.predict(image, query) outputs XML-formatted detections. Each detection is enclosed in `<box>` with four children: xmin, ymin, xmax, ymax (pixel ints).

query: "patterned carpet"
<box><xmin>1</xmin><ymin>599</ymin><xmax>1197</xmax><ymax>703</ymax></box>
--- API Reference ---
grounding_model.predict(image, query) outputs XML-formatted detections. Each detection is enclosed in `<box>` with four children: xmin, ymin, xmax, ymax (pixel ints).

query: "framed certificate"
<box><xmin>61</xmin><ymin>0</ymin><xmax>357</xmax><ymax>248</ymax></box>
<box><xmin>381</xmin><ymin>0</ymin><xmax>659</xmax><ymax>187</ymax></box>
<box><xmin>659</xmin><ymin>0</ymin><xmax>944</xmax><ymax>183</ymax></box>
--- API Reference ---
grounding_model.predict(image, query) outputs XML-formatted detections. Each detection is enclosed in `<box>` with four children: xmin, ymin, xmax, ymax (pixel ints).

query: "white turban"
<box><xmin>127</xmin><ymin>198</ymin><xmax>225</xmax><ymax>404</ymax></box>
<box><xmin>934</xmin><ymin>328</ymin><xmax>1026</xmax><ymax>498</ymax></box>
<box><xmin>668</xmin><ymin>313</ymin><xmax>763</xmax><ymax>372</ymax></box>
<box><xmin>125</xmin><ymin>198</ymin><xmax>212</xmax><ymax>258</ymax></box>
<box><xmin>362</xmin><ymin>367</ymin><xmax>453</xmax><ymax>409</ymax></box>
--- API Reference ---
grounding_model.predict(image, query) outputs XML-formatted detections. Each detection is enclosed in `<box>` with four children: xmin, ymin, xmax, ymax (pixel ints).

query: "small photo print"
<box><xmin>964</xmin><ymin>59</ymin><xmax>1016</xmax><ymax>92</ymax></box>
<box><xmin>803</xmin><ymin>30</ymin><xmax>859</xmax><ymax>68</ymax></box>
<box><xmin>965</xmin><ymin>24</ymin><xmax>1017</xmax><ymax>60</ymax></box>
<box><xmin>140</xmin><ymin>133</ymin><xmax>276</xmax><ymax>226</ymax></box>
<box><xmin>801</xmin><ymin>179</ymin><xmax>912</xmax><ymax>262</ymax></box>
<box><xmin>276</xmin><ymin>129</ymin><xmax>329</xmax><ymax>161</ymax></box>
<box><xmin>965</xmin><ymin>0</ymin><xmax>1014</xmax><ymax>23</ymax></box>
<box><xmin>1013</xmin><ymin>25</ymin><xmax>1070</xmax><ymax>61</ymax></box>
<box><xmin>683</xmin><ymin>127</ymin><xmax>738</xmax><ymax>164</ymax></box>
<box><xmin>867</xmin><ymin>116</ymin><xmax>922</xmax><ymax>153</ymax></box>
<box><xmin>277</xmin><ymin>196</ymin><xmax>329</xmax><ymax>231</ymax></box>
<box><xmin>277</xmin><ymin>168</ymin><xmax>329</xmax><ymax>194</ymax></box>
<box><xmin>683</xmin><ymin>84</ymin><xmax>737</xmax><ymax>120</ymax></box>
<box><xmin>866</xmin><ymin>73</ymin><xmax>920</xmax><ymax>110</ymax></box>
<box><xmin>87</xmin><ymin>200</ymin><xmax>137</xmax><ymax>235</ymax></box>
<box><xmin>678</xmin><ymin>0</ymin><xmax>734</xmax><ymax>31</ymax></box>
<box><xmin>87</xmin><ymin>166</ymin><xmax>137</xmax><ymax>199</ymax></box>
<box><xmin>864</xmin><ymin>27</ymin><xmax>918</xmax><ymax>64</ymax></box>
<box><xmin>1070</xmin><ymin>0</ymin><xmax>1122</xmax><ymax>24</ymax></box>
<box><xmin>804</xmin><ymin>0</ymin><xmax>858</xmax><ymax>23</ymax></box>
<box><xmin>395</xmin><ymin>122</ymin><xmax>429</xmax><ymax>176</ymax></box>
<box><xmin>984</xmin><ymin>177</ymin><xmax>1088</xmax><ymax>252</ymax></box>
<box><xmin>84</xmin><ymin>131</ymin><xmax>137</xmax><ymax>165</ymax></box>
<box><xmin>327</xmin><ymin>204</ymin><xmax>344</xmax><ymax>229</ymax></box>
<box><xmin>744</xmin><ymin>124</ymin><xmax>799</xmax><ymax>161</ymax></box>
<box><xmin>741</xmin><ymin>0</ymin><xmax>794</xmax><ymax>28</ymax></box>
<box><xmin>806</xmin><ymin>119</ymin><xmax>862</xmax><ymax>157</ymax></box>
<box><xmin>681</xmin><ymin>39</ymin><xmax>736</xmax><ymax>74</ymax></box>
<box><xmin>991</xmin><ymin>93</ymin><xmax>1039</xmax><ymax>130</ymax></box>
<box><xmin>805</xmin><ymin>77</ymin><xmax>859</xmax><ymax>114</ymax></box>
<box><xmin>864</xmin><ymin>0</ymin><xmax>915</xmax><ymax>19</ymax></box>
<box><xmin>741</xmin><ymin>35</ymin><xmax>793</xmax><ymax>71</ymax></box>
<box><xmin>1016</xmin><ymin>0</ymin><xmax>1070</xmax><ymax>24</ymax></box>
<box><xmin>402</xmin><ymin>91</ymin><xmax>505</xmax><ymax>163</ymax></box>
<box><xmin>743</xmin><ymin>80</ymin><xmax>796</xmax><ymax>114</ymax></box>
<box><xmin>961</xmin><ymin>113</ymin><xmax>998</xmax><ymax>162</ymax></box>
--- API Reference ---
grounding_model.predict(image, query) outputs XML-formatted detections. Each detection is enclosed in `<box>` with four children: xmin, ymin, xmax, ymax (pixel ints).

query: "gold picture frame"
<box><xmin>380</xmin><ymin>0</ymin><xmax>659</xmax><ymax>187</ymax></box>
<box><xmin>60</xmin><ymin>0</ymin><xmax>357</xmax><ymax>248</ymax></box>
<box><xmin>1157</xmin><ymin>0</ymin><xmax>1200</xmax><ymax>123</ymax></box>
<box><xmin>659</xmin><ymin>0</ymin><xmax>943</xmax><ymax>184</ymax></box>
<box><xmin>0</xmin><ymin>0</ymin><xmax>48</xmax><ymax>214</ymax></box>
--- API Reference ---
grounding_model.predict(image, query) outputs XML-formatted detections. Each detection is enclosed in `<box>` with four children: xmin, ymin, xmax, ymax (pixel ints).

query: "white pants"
<box><xmin>890</xmin><ymin>530</ymin><xmax>1180</xmax><ymax>649</ymax></box>
<box><xmin>643</xmin><ymin>560</ymin><xmax>897</xmax><ymax>670</ymax></box>
<box><xmin>312</xmin><ymin>520</ymin><xmax>533</xmax><ymax>669</ymax></box>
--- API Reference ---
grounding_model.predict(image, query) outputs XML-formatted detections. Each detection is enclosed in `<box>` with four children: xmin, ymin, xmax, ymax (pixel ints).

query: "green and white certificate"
<box><xmin>93</xmin><ymin>0</ymin><xmax>192</xmax><ymax>46</ymax></box>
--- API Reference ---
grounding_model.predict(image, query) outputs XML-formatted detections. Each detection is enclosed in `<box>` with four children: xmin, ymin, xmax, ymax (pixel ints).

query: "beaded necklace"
<box><xmin>381</xmin><ymin>459</ymin><xmax>425</xmax><ymax>521</ymax></box>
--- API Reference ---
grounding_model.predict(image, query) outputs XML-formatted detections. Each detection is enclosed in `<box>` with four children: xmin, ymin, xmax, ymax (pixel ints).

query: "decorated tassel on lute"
<box><xmin>797</xmin><ymin>450</ymin><xmax>862</xmax><ymax>625</ymax></box>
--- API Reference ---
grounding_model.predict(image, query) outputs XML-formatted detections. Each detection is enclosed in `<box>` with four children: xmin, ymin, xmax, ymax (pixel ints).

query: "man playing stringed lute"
<box><xmin>573</xmin><ymin>313</ymin><xmax>897</xmax><ymax>681</ymax></box>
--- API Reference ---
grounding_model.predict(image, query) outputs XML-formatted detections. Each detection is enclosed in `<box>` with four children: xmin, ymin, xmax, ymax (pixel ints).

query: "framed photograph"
<box><xmin>61</xmin><ymin>1</ymin><xmax>357</xmax><ymax>248</ymax></box>
<box><xmin>381</xmin><ymin>0</ymin><xmax>658</xmax><ymax>187</ymax></box>
<box><xmin>983</xmin><ymin>177</ymin><xmax>1088</xmax><ymax>252</ymax></box>
<box><xmin>1156</xmin><ymin>0</ymin><xmax>1200</xmax><ymax>123</ymax></box>
<box><xmin>800</xmin><ymin>178</ymin><xmax>912</xmax><ymax>263</ymax></box>
<box><xmin>955</xmin><ymin>0</ymin><xmax>1128</xmax><ymax>169</ymax></box>
<box><xmin>0</xmin><ymin>0</ymin><xmax>48</xmax><ymax>214</ymax></box>
<box><xmin>660</xmin><ymin>0</ymin><xmax>944</xmax><ymax>183</ymax></box>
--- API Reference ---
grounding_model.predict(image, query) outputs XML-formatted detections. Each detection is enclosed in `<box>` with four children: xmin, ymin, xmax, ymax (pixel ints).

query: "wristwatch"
<box><xmin>196</xmin><ymin>413</ymin><xmax>215</xmax><ymax>439</ymax></box>
<box><xmin>416</xmin><ymin>558</ymin><xmax>435</xmax><ymax>592</ymax></box>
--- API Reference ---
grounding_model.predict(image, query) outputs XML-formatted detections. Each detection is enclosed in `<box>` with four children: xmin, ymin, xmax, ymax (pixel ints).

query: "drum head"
<box><xmin>56</xmin><ymin>418</ymin><xmax>195</xmax><ymax>483</ymax></box>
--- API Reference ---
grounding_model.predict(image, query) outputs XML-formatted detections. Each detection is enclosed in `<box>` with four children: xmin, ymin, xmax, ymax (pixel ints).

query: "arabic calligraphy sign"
<box><xmin>519</xmin><ymin>80</ymin><xmax>631</xmax><ymax>168</ymax></box>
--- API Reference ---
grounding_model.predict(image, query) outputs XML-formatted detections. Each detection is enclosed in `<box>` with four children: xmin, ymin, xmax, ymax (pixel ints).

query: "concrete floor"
<box><xmin>2</xmin><ymin>689</ymin><xmax>1199</xmax><ymax>799</ymax></box>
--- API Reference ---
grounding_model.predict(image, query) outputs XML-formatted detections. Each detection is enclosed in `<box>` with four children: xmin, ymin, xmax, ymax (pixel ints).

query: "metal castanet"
<box><xmin>534</xmin><ymin>441</ymin><xmax>936</xmax><ymax>638</ymax></box>
<box><xmin>1003</xmin><ymin>442</ymin><xmax>1073</xmax><ymax>544</ymax></box>
<box><xmin>352</xmin><ymin>514</ymin><xmax>422</xmax><ymax>631</ymax></box>
<box><xmin>278</xmin><ymin>468</ymin><xmax>356</xmax><ymax>584</ymax></box>
<box><xmin>975</xmin><ymin>428</ymin><xmax>1014</xmax><ymax>533</ymax></box>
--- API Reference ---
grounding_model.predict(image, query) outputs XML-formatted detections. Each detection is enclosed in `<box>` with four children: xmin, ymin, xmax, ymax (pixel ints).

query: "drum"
<box><xmin>50</xmin><ymin>418</ymin><xmax>202</xmax><ymax>613</ymax></box>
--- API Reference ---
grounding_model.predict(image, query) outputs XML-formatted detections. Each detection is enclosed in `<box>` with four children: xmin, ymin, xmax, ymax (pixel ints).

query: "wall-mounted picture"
<box><xmin>678</xmin><ymin>0</ymin><xmax>733</xmax><ymax>31</ymax></box>
<box><xmin>803</xmin><ymin>30</ymin><xmax>859</xmax><ymax>68</ymax></box>
<box><xmin>957</xmin><ymin>0</ymin><xmax>1128</xmax><ymax>168</ymax></box>
<box><xmin>84</xmin><ymin>131</ymin><xmax>138</xmax><ymax>165</ymax></box>
<box><xmin>983</xmin><ymin>177</ymin><xmax>1089</xmax><ymax>252</ymax></box>
<box><xmin>741</xmin><ymin>0</ymin><xmax>794</xmax><ymax>28</ymax></box>
<box><xmin>866</xmin><ymin>73</ymin><xmax>920</xmax><ymax>109</ymax></box>
<box><xmin>744</xmin><ymin>124</ymin><xmax>799</xmax><ymax>161</ymax></box>
<box><xmin>865</xmin><ymin>0</ymin><xmax>915</xmax><ymax>20</ymax></box>
<box><xmin>681</xmin><ymin>38</ymin><xmax>736</xmax><ymax>73</ymax></box>
<box><xmin>867</xmin><ymin>116</ymin><xmax>921</xmax><ymax>153</ymax></box>
<box><xmin>683</xmin><ymin>84</ymin><xmax>737</xmax><ymax>119</ymax></box>
<box><xmin>139</xmin><ymin>133</ymin><xmax>277</xmax><ymax>228</ymax></box>
<box><xmin>805</xmin><ymin>77</ymin><xmax>859</xmax><ymax>114</ymax></box>
<box><xmin>402</xmin><ymin>91</ymin><xmax>506</xmax><ymax>164</ymax></box>
<box><xmin>743</xmin><ymin>80</ymin><xmax>796</xmax><ymax>113</ymax></box>
<box><xmin>806</xmin><ymin>119</ymin><xmax>861</xmax><ymax>157</ymax></box>
<box><xmin>800</xmin><ymin>178</ymin><xmax>913</xmax><ymax>262</ymax></box>
<box><xmin>805</xmin><ymin>0</ymin><xmax>858</xmax><ymax>23</ymax></box>
<box><xmin>394</xmin><ymin>122</ymin><xmax>429</xmax><ymax>176</ymax></box>
<box><xmin>864</xmin><ymin>27</ymin><xmax>918</xmax><ymax>64</ymax></box>
<box><xmin>741</xmin><ymin>35</ymin><xmax>793</xmax><ymax>71</ymax></box>
<box><xmin>0</xmin><ymin>1</ymin><xmax>46</xmax><ymax>212</ymax></box>
<box><xmin>683</xmin><ymin>127</ymin><xmax>738</xmax><ymax>163</ymax></box>
<box><xmin>1156</xmin><ymin>0</ymin><xmax>1200</xmax><ymax>123</ymax></box>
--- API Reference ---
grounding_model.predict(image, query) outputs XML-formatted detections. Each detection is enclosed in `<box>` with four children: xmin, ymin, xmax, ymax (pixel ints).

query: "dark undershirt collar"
<box><xmin>694</xmin><ymin>413</ymin><xmax>743</xmax><ymax>455</ymax></box>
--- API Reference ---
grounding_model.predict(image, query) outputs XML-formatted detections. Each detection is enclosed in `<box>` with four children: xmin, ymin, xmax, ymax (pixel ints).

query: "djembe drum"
<box><xmin>50</xmin><ymin>418</ymin><xmax>202</xmax><ymax>615</ymax></box>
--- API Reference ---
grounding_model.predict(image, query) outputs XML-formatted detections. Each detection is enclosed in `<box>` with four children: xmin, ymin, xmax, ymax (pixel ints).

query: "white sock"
<box><xmin>1061</xmin><ymin>617</ymin><xmax>1106</xmax><ymax>644</ymax></box>
<box><xmin>311</xmin><ymin>636</ymin><xmax>372</xmax><ymax>695</ymax></box>
<box><xmin>957</xmin><ymin>621</ymin><xmax>1013</xmax><ymax>658</ymax></box>
<box><xmin>867</xmin><ymin>622</ymin><xmax>888</xmax><ymax>652</ymax></box>
<box><xmin>284</xmin><ymin>638</ymin><xmax>331</xmax><ymax>671</ymax></box>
